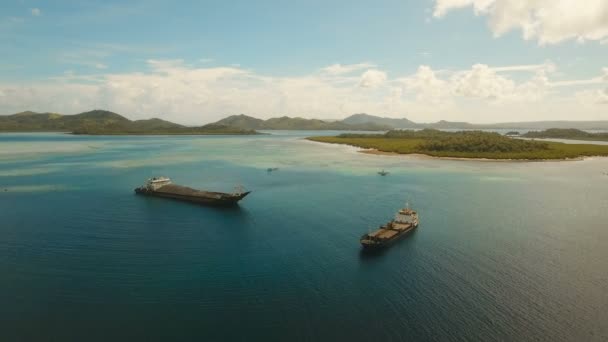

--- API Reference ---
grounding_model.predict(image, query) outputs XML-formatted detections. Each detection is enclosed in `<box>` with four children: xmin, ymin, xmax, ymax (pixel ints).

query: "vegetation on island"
<box><xmin>0</xmin><ymin>110</ymin><xmax>257</xmax><ymax>135</ymax></box>
<box><xmin>307</xmin><ymin>129</ymin><xmax>608</xmax><ymax>160</ymax></box>
<box><xmin>522</xmin><ymin>128</ymin><xmax>608</xmax><ymax>142</ymax></box>
<box><xmin>212</xmin><ymin>114</ymin><xmax>391</xmax><ymax>131</ymax></box>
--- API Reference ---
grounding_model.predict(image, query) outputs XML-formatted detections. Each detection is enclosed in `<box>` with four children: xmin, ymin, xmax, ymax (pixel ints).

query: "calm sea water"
<box><xmin>1</xmin><ymin>132</ymin><xmax>607</xmax><ymax>341</ymax></box>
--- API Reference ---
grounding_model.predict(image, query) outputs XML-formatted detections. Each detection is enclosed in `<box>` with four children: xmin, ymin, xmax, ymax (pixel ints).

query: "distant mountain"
<box><xmin>342</xmin><ymin>113</ymin><xmax>418</xmax><ymax>128</ymax></box>
<box><xmin>340</xmin><ymin>114</ymin><xmax>480</xmax><ymax>129</ymax></box>
<box><xmin>213</xmin><ymin>114</ymin><xmax>266</xmax><ymax>129</ymax></box>
<box><xmin>522</xmin><ymin>128</ymin><xmax>608</xmax><ymax>141</ymax></box>
<box><xmin>338</xmin><ymin>114</ymin><xmax>608</xmax><ymax>130</ymax></box>
<box><xmin>0</xmin><ymin>110</ymin><xmax>256</xmax><ymax>135</ymax></box>
<box><xmin>211</xmin><ymin>114</ymin><xmax>390</xmax><ymax>131</ymax></box>
<box><xmin>425</xmin><ymin>120</ymin><xmax>478</xmax><ymax>129</ymax></box>
<box><xmin>0</xmin><ymin>110</ymin><xmax>134</xmax><ymax>131</ymax></box>
<box><xmin>5</xmin><ymin>110</ymin><xmax>608</xmax><ymax>134</ymax></box>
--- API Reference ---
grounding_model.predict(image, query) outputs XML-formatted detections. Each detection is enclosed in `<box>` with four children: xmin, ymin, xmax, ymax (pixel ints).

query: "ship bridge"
<box><xmin>145</xmin><ymin>177</ymin><xmax>172</xmax><ymax>191</ymax></box>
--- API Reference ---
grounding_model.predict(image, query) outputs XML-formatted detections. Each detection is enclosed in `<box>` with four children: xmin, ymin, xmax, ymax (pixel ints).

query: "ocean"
<box><xmin>1</xmin><ymin>132</ymin><xmax>607</xmax><ymax>341</ymax></box>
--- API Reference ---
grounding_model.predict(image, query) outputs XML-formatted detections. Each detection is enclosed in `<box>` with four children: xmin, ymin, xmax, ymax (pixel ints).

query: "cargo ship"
<box><xmin>134</xmin><ymin>177</ymin><xmax>250</xmax><ymax>206</ymax></box>
<box><xmin>360</xmin><ymin>205</ymin><xmax>419</xmax><ymax>249</ymax></box>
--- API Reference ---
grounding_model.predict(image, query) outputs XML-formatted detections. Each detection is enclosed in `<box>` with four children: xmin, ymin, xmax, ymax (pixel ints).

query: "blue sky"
<box><xmin>1</xmin><ymin>0</ymin><xmax>607</xmax><ymax>124</ymax></box>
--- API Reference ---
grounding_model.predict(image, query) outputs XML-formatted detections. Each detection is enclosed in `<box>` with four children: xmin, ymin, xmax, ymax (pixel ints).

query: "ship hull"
<box><xmin>134</xmin><ymin>185</ymin><xmax>250</xmax><ymax>207</ymax></box>
<box><xmin>360</xmin><ymin>223</ymin><xmax>418</xmax><ymax>250</ymax></box>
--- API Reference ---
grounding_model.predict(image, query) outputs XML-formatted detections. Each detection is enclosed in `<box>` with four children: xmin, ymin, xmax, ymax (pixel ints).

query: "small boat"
<box><xmin>267</xmin><ymin>167</ymin><xmax>279</xmax><ymax>172</ymax></box>
<box><xmin>378</xmin><ymin>169</ymin><xmax>389</xmax><ymax>176</ymax></box>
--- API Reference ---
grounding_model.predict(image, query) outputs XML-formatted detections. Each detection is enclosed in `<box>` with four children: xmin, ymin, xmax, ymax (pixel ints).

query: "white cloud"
<box><xmin>492</xmin><ymin>61</ymin><xmax>555</xmax><ymax>73</ymax></box>
<box><xmin>359</xmin><ymin>69</ymin><xmax>387</xmax><ymax>88</ymax></box>
<box><xmin>321</xmin><ymin>63</ymin><xmax>376</xmax><ymax>75</ymax></box>
<box><xmin>452</xmin><ymin>64</ymin><xmax>515</xmax><ymax>100</ymax></box>
<box><xmin>576</xmin><ymin>88</ymin><xmax>608</xmax><ymax>105</ymax></box>
<box><xmin>398</xmin><ymin>63</ymin><xmax>555</xmax><ymax>103</ymax></box>
<box><xmin>399</xmin><ymin>65</ymin><xmax>450</xmax><ymax>103</ymax></box>
<box><xmin>1</xmin><ymin>61</ymin><xmax>606</xmax><ymax>123</ymax></box>
<box><xmin>433</xmin><ymin>0</ymin><xmax>608</xmax><ymax>45</ymax></box>
<box><xmin>31</xmin><ymin>8</ymin><xmax>41</xmax><ymax>16</ymax></box>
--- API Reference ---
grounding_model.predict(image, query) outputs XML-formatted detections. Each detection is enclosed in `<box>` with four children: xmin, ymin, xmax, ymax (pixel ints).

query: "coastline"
<box><xmin>357</xmin><ymin>148</ymin><xmax>587</xmax><ymax>162</ymax></box>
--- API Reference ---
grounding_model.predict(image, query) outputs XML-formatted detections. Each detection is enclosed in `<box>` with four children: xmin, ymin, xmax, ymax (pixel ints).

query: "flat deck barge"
<box><xmin>135</xmin><ymin>177</ymin><xmax>250</xmax><ymax>206</ymax></box>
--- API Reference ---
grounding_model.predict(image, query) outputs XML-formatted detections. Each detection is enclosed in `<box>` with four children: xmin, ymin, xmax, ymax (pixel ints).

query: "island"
<box><xmin>0</xmin><ymin>110</ymin><xmax>257</xmax><ymax>135</ymax></box>
<box><xmin>307</xmin><ymin>129</ymin><xmax>608</xmax><ymax>160</ymax></box>
<box><xmin>211</xmin><ymin>114</ymin><xmax>390</xmax><ymax>131</ymax></box>
<box><xmin>522</xmin><ymin>128</ymin><xmax>608</xmax><ymax>142</ymax></box>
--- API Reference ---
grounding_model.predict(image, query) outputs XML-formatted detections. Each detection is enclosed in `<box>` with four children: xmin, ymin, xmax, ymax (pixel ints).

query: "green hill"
<box><xmin>211</xmin><ymin>114</ymin><xmax>390</xmax><ymax>130</ymax></box>
<box><xmin>341</xmin><ymin>113</ymin><xmax>418</xmax><ymax>128</ymax></box>
<box><xmin>213</xmin><ymin>114</ymin><xmax>266</xmax><ymax>129</ymax></box>
<box><xmin>0</xmin><ymin>110</ymin><xmax>256</xmax><ymax>135</ymax></box>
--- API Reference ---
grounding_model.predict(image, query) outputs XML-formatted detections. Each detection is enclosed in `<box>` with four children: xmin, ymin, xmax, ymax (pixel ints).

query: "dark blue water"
<box><xmin>1</xmin><ymin>133</ymin><xmax>607</xmax><ymax>341</ymax></box>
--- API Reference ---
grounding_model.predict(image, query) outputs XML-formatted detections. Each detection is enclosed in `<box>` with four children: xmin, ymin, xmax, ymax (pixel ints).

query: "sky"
<box><xmin>0</xmin><ymin>0</ymin><xmax>607</xmax><ymax>124</ymax></box>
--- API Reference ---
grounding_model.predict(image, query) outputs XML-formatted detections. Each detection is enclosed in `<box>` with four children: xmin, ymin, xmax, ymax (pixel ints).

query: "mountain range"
<box><xmin>2</xmin><ymin>110</ymin><xmax>608</xmax><ymax>134</ymax></box>
<box><xmin>212</xmin><ymin>114</ymin><xmax>390</xmax><ymax>130</ymax></box>
<box><xmin>336</xmin><ymin>113</ymin><xmax>608</xmax><ymax>130</ymax></box>
<box><xmin>0</xmin><ymin>110</ymin><xmax>256</xmax><ymax>135</ymax></box>
<box><xmin>210</xmin><ymin>113</ymin><xmax>608</xmax><ymax>130</ymax></box>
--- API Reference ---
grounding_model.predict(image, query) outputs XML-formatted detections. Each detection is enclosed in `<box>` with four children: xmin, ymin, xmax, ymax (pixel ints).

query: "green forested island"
<box><xmin>307</xmin><ymin>129</ymin><xmax>608</xmax><ymax>160</ymax></box>
<box><xmin>212</xmin><ymin>114</ymin><xmax>390</xmax><ymax>130</ymax></box>
<box><xmin>522</xmin><ymin>128</ymin><xmax>608</xmax><ymax>142</ymax></box>
<box><xmin>0</xmin><ymin>110</ymin><xmax>257</xmax><ymax>135</ymax></box>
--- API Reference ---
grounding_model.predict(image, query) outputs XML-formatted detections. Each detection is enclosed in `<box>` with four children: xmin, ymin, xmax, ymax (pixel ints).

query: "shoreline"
<box><xmin>357</xmin><ymin>148</ymin><xmax>587</xmax><ymax>162</ymax></box>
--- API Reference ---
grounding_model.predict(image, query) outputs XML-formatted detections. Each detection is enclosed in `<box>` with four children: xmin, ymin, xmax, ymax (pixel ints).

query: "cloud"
<box><xmin>452</xmin><ymin>64</ymin><xmax>516</xmax><ymax>100</ymax></box>
<box><xmin>358</xmin><ymin>69</ymin><xmax>387</xmax><ymax>88</ymax></box>
<box><xmin>492</xmin><ymin>62</ymin><xmax>556</xmax><ymax>73</ymax></box>
<box><xmin>433</xmin><ymin>0</ymin><xmax>608</xmax><ymax>45</ymax></box>
<box><xmin>399</xmin><ymin>65</ymin><xmax>449</xmax><ymax>103</ymax></box>
<box><xmin>576</xmin><ymin>88</ymin><xmax>608</xmax><ymax>105</ymax></box>
<box><xmin>397</xmin><ymin>62</ymin><xmax>555</xmax><ymax>103</ymax></box>
<box><xmin>321</xmin><ymin>63</ymin><xmax>376</xmax><ymax>75</ymax></box>
<box><xmin>0</xmin><ymin>60</ymin><xmax>606</xmax><ymax>123</ymax></box>
<box><xmin>31</xmin><ymin>8</ymin><xmax>41</xmax><ymax>16</ymax></box>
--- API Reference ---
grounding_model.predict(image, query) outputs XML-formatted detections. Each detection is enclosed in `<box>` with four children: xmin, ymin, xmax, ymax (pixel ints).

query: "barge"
<box><xmin>360</xmin><ymin>205</ymin><xmax>419</xmax><ymax>250</ymax></box>
<box><xmin>134</xmin><ymin>177</ymin><xmax>250</xmax><ymax>206</ymax></box>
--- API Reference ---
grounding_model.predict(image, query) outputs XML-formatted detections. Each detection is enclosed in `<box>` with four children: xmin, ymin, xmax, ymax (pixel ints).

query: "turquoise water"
<box><xmin>1</xmin><ymin>132</ymin><xmax>607</xmax><ymax>341</ymax></box>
